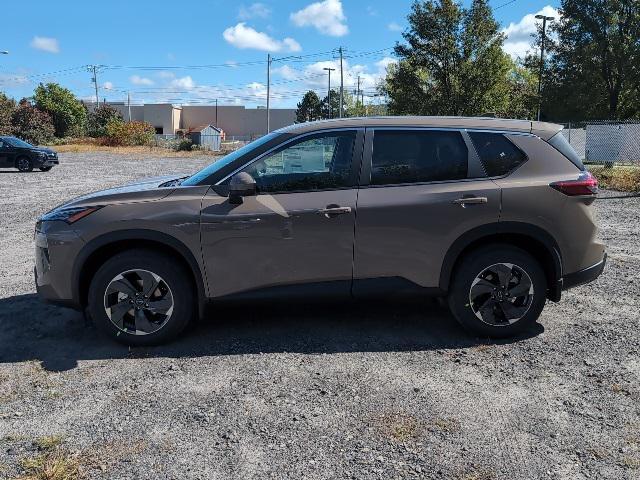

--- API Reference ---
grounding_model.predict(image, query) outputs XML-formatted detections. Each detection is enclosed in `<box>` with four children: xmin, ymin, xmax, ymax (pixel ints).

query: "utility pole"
<box><xmin>535</xmin><ymin>15</ymin><xmax>554</xmax><ymax>122</ymax></box>
<box><xmin>323</xmin><ymin>67</ymin><xmax>336</xmax><ymax>119</ymax></box>
<box><xmin>215</xmin><ymin>99</ymin><xmax>218</xmax><ymax>126</ymax></box>
<box><xmin>266</xmin><ymin>53</ymin><xmax>272</xmax><ymax>133</ymax></box>
<box><xmin>338</xmin><ymin>47</ymin><xmax>344</xmax><ymax>118</ymax></box>
<box><xmin>127</xmin><ymin>92</ymin><xmax>132</xmax><ymax>122</ymax></box>
<box><xmin>356</xmin><ymin>75</ymin><xmax>361</xmax><ymax>114</ymax></box>
<box><xmin>88</xmin><ymin>65</ymin><xmax>100</xmax><ymax>107</ymax></box>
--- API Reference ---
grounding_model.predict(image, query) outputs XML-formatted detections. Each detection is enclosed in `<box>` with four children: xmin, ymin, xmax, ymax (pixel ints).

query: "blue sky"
<box><xmin>1</xmin><ymin>0</ymin><xmax>558</xmax><ymax>108</ymax></box>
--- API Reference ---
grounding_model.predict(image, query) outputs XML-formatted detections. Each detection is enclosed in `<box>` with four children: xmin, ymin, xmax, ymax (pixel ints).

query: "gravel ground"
<box><xmin>0</xmin><ymin>152</ymin><xmax>639</xmax><ymax>480</ymax></box>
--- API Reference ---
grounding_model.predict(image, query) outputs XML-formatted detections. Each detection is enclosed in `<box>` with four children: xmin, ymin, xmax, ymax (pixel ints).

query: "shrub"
<box><xmin>104</xmin><ymin>119</ymin><xmax>155</xmax><ymax>146</ymax></box>
<box><xmin>176</xmin><ymin>138</ymin><xmax>193</xmax><ymax>151</ymax></box>
<box><xmin>589</xmin><ymin>165</ymin><xmax>640</xmax><ymax>192</ymax></box>
<box><xmin>87</xmin><ymin>104</ymin><xmax>123</xmax><ymax>137</ymax></box>
<box><xmin>10</xmin><ymin>99</ymin><xmax>55</xmax><ymax>145</ymax></box>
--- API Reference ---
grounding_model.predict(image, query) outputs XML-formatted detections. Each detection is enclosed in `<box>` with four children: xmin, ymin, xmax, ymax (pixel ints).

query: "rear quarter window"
<box><xmin>468</xmin><ymin>132</ymin><xmax>527</xmax><ymax>177</ymax></box>
<box><xmin>548</xmin><ymin>132</ymin><xmax>585</xmax><ymax>171</ymax></box>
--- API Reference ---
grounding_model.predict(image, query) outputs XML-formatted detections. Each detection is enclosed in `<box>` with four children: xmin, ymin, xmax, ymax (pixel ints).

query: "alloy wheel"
<box><xmin>103</xmin><ymin>269</ymin><xmax>174</xmax><ymax>335</ymax></box>
<box><xmin>468</xmin><ymin>263</ymin><xmax>534</xmax><ymax>326</ymax></box>
<box><xmin>17</xmin><ymin>158</ymin><xmax>30</xmax><ymax>171</ymax></box>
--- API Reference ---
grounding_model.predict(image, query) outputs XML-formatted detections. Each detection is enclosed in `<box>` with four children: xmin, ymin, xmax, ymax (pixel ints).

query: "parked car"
<box><xmin>35</xmin><ymin>117</ymin><xmax>606</xmax><ymax>345</ymax></box>
<box><xmin>0</xmin><ymin>136</ymin><xmax>59</xmax><ymax>172</ymax></box>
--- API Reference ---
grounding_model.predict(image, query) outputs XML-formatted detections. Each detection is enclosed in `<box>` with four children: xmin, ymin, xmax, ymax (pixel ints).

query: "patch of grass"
<box><xmin>16</xmin><ymin>450</ymin><xmax>81</xmax><ymax>480</ymax></box>
<box><xmin>46</xmin><ymin>143</ymin><xmax>221</xmax><ymax>157</ymax></box>
<box><xmin>589</xmin><ymin>165</ymin><xmax>640</xmax><ymax>192</ymax></box>
<box><xmin>611</xmin><ymin>383</ymin><xmax>631</xmax><ymax>396</ymax></box>
<box><xmin>34</xmin><ymin>436</ymin><xmax>64</xmax><ymax>451</ymax></box>
<box><xmin>378</xmin><ymin>413</ymin><xmax>422</xmax><ymax>442</ymax></box>
<box><xmin>621</xmin><ymin>455</ymin><xmax>640</xmax><ymax>470</ymax></box>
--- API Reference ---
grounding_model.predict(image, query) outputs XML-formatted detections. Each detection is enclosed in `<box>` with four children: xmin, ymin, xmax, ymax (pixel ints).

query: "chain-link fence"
<box><xmin>561</xmin><ymin>120</ymin><xmax>640</xmax><ymax>167</ymax></box>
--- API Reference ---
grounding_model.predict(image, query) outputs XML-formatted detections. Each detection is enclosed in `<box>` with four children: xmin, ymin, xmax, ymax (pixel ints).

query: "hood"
<box><xmin>31</xmin><ymin>146</ymin><xmax>57</xmax><ymax>155</ymax></box>
<box><xmin>49</xmin><ymin>174</ymin><xmax>189</xmax><ymax>211</ymax></box>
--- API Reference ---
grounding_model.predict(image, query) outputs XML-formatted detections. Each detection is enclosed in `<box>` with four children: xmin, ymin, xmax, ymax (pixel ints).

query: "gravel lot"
<box><xmin>0</xmin><ymin>152</ymin><xmax>639</xmax><ymax>480</ymax></box>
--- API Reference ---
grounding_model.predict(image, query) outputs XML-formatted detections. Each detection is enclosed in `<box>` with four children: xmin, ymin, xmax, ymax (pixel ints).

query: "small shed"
<box><xmin>188</xmin><ymin>125</ymin><xmax>222</xmax><ymax>151</ymax></box>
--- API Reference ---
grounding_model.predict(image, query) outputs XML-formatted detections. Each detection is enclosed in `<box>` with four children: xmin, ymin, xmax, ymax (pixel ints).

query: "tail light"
<box><xmin>550</xmin><ymin>171</ymin><xmax>598</xmax><ymax>196</ymax></box>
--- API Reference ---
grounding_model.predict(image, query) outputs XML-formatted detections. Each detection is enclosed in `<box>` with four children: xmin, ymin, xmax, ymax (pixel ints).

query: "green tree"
<box><xmin>320</xmin><ymin>89</ymin><xmax>344</xmax><ymax>119</ymax></box>
<box><xmin>11</xmin><ymin>99</ymin><xmax>55</xmax><ymax>145</ymax></box>
<box><xmin>87</xmin><ymin>103</ymin><xmax>123</xmax><ymax>137</ymax></box>
<box><xmin>0</xmin><ymin>92</ymin><xmax>16</xmax><ymax>135</ymax></box>
<box><xmin>382</xmin><ymin>0</ymin><xmax>513</xmax><ymax>117</ymax></box>
<box><xmin>540</xmin><ymin>0</ymin><xmax>640</xmax><ymax>120</ymax></box>
<box><xmin>33</xmin><ymin>83</ymin><xmax>86</xmax><ymax>137</ymax></box>
<box><xmin>295</xmin><ymin>91</ymin><xmax>322</xmax><ymax>122</ymax></box>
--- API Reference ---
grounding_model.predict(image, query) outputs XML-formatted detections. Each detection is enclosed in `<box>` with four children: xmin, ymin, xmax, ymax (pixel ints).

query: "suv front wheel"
<box><xmin>87</xmin><ymin>249</ymin><xmax>195</xmax><ymax>346</ymax></box>
<box><xmin>448</xmin><ymin>245</ymin><xmax>547</xmax><ymax>338</ymax></box>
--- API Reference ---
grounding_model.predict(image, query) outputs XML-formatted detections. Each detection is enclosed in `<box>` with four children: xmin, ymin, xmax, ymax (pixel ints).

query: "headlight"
<box><xmin>37</xmin><ymin>152</ymin><xmax>46</xmax><ymax>157</ymax></box>
<box><xmin>40</xmin><ymin>206</ymin><xmax>102</xmax><ymax>224</ymax></box>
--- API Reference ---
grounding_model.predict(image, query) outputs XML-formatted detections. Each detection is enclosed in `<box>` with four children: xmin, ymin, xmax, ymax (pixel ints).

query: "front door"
<box><xmin>200</xmin><ymin>129</ymin><xmax>363</xmax><ymax>298</ymax></box>
<box><xmin>353</xmin><ymin>128</ymin><xmax>502</xmax><ymax>294</ymax></box>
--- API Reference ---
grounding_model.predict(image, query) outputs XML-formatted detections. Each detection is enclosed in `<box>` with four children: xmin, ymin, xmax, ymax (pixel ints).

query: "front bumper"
<box><xmin>34</xmin><ymin>225</ymin><xmax>84</xmax><ymax>309</ymax></box>
<box><xmin>562</xmin><ymin>253</ymin><xmax>607</xmax><ymax>291</ymax></box>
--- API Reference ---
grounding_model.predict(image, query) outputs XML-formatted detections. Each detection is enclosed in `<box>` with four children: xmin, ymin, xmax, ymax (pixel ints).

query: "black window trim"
<box><xmin>214</xmin><ymin>127</ymin><xmax>365</xmax><ymax>195</ymax></box>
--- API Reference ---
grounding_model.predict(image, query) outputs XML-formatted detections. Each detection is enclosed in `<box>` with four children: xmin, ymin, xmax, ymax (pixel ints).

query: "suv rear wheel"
<box><xmin>448</xmin><ymin>245</ymin><xmax>546</xmax><ymax>338</ymax></box>
<box><xmin>87</xmin><ymin>249</ymin><xmax>195</xmax><ymax>346</ymax></box>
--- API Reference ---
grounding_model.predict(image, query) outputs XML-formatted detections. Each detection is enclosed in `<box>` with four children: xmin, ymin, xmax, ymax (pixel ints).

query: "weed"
<box><xmin>34</xmin><ymin>435</ymin><xmax>64</xmax><ymax>451</ymax></box>
<box><xmin>16</xmin><ymin>450</ymin><xmax>81</xmax><ymax>480</ymax></box>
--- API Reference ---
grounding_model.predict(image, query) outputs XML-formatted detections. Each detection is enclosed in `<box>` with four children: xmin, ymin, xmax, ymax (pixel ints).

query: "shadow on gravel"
<box><xmin>0</xmin><ymin>293</ymin><xmax>543</xmax><ymax>372</ymax></box>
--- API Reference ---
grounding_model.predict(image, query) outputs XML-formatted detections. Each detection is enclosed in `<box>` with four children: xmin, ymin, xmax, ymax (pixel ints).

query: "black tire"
<box><xmin>16</xmin><ymin>156</ymin><xmax>33</xmax><ymax>172</ymax></box>
<box><xmin>447</xmin><ymin>244</ymin><xmax>547</xmax><ymax>338</ymax></box>
<box><xmin>87</xmin><ymin>249</ymin><xmax>195</xmax><ymax>346</ymax></box>
<box><xmin>39</xmin><ymin>166</ymin><xmax>52</xmax><ymax>172</ymax></box>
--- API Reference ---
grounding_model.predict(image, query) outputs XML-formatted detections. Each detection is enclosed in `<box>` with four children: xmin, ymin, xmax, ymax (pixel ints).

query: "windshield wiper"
<box><xmin>159</xmin><ymin>176</ymin><xmax>188</xmax><ymax>188</ymax></box>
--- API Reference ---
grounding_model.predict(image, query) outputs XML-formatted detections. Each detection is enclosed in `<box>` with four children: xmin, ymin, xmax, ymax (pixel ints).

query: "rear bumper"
<box><xmin>562</xmin><ymin>253</ymin><xmax>607</xmax><ymax>291</ymax></box>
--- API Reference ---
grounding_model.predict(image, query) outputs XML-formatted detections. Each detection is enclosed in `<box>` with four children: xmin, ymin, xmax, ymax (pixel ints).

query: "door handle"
<box><xmin>318</xmin><ymin>206</ymin><xmax>352</xmax><ymax>217</ymax></box>
<box><xmin>452</xmin><ymin>196</ymin><xmax>488</xmax><ymax>207</ymax></box>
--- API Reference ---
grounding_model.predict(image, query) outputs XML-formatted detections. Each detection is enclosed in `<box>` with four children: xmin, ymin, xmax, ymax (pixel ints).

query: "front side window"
<box><xmin>239</xmin><ymin>131</ymin><xmax>356</xmax><ymax>193</ymax></box>
<box><xmin>6</xmin><ymin>137</ymin><xmax>32</xmax><ymax>148</ymax></box>
<box><xmin>468</xmin><ymin>132</ymin><xmax>527</xmax><ymax>177</ymax></box>
<box><xmin>371</xmin><ymin>130</ymin><xmax>468</xmax><ymax>185</ymax></box>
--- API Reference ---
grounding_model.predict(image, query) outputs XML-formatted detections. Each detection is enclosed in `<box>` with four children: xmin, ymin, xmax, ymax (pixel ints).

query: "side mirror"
<box><xmin>228</xmin><ymin>172</ymin><xmax>256</xmax><ymax>204</ymax></box>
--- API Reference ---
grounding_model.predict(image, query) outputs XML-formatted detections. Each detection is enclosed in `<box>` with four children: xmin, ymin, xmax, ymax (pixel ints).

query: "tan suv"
<box><xmin>35</xmin><ymin>117</ymin><xmax>606</xmax><ymax>345</ymax></box>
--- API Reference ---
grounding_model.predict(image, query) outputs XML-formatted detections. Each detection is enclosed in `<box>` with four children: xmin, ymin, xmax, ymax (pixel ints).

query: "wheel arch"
<box><xmin>73</xmin><ymin>229</ymin><xmax>207</xmax><ymax>313</ymax></box>
<box><xmin>439</xmin><ymin>222</ymin><xmax>563</xmax><ymax>301</ymax></box>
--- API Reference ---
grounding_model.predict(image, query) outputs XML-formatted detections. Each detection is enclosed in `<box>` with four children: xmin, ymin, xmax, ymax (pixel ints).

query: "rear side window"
<box><xmin>548</xmin><ymin>132</ymin><xmax>585</xmax><ymax>171</ymax></box>
<box><xmin>468</xmin><ymin>132</ymin><xmax>527</xmax><ymax>177</ymax></box>
<box><xmin>371</xmin><ymin>130</ymin><xmax>468</xmax><ymax>185</ymax></box>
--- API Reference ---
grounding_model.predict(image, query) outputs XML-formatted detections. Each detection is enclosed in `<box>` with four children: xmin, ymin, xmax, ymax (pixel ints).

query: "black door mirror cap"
<box><xmin>228</xmin><ymin>172</ymin><xmax>257</xmax><ymax>202</ymax></box>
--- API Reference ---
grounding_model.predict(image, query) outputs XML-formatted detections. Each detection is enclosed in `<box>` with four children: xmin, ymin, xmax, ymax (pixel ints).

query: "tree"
<box><xmin>11</xmin><ymin>99</ymin><xmax>55</xmax><ymax>145</ymax></box>
<box><xmin>540</xmin><ymin>0</ymin><xmax>640</xmax><ymax>120</ymax></box>
<box><xmin>320</xmin><ymin>89</ymin><xmax>344</xmax><ymax>119</ymax></box>
<box><xmin>382</xmin><ymin>0</ymin><xmax>513</xmax><ymax>117</ymax></box>
<box><xmin>87</xmin><ymin>103</ymin><xmax>123</xmax><ymax>137</ymax></box>
<box><xmin>295</xmin><ymin>91</ymin><xmax>322</xmax><ymax>122</ymax></box>
<box><xmin>0</xmin><ymin>92</ymin><xmax>16</xmax><ymax>135</ymax></box>
<box><xmin>33</xmin><ymin>83</ymin><xmax>86</xmax><ymax>137</ymax></box>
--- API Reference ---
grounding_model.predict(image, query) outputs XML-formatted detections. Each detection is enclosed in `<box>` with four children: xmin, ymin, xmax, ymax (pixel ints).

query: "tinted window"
<box><xmin>371</xmin><ymin>130</ymin><xmax>468</xmax><ymax>185</ymax></box>
<box><xmin>239</xmin><ymin>131</ymin><xmax>356</xmax><ymax>193</ymax></box>
<box><xmin>548</xmin><ymin>132</ymin><xmax>585</xmax><ymax>171</ymax></box>
<box><xmin>468</xmin><ymin>132</ymin><xmax>527</xmax><ymax>177</ymax></box>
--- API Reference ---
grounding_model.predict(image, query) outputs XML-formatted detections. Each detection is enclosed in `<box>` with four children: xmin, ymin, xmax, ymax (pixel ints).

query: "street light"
<box><xmin>535</xmin><ymin>14</ymin><xmax>554</xmax><ymax>122</ymax></box>
<box><xmin>0</xmin><ymin>51</ymin><xmax>9</xmax><ymax>55</ymax></box>
<box><xmin>323</xmin><ymin>67</ymin><xmax>336</xmax><ymax>119</ymax></box>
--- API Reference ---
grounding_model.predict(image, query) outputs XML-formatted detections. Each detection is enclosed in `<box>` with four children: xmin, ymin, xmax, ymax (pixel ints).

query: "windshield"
<box><xmin>5</xmin><ymin>137</ymin><xmax>34</xmax><ymax>148</ymax></box>
<box><xmin>182</xmin><ymin>132</ymin><xmax>281</xmax><ymax>186</ymax></box>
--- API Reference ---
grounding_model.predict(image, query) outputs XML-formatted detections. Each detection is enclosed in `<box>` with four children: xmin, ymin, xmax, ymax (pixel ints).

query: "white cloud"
<box><xmin>0</xmin><ymin>73</ymin><xmax>29</xmax><ymax>87</ymax></box>
<box><xmin>30</xmin><ymin>36</ymin><xmax>60</xmax><ymax>54</ymax></box>
<box><xmin>502</xmin><ymin>5</ymin><xmax>559</xmax><ymax>59</ymax></box>
<box><xmin>238</xmin><ymin>3</ymin><xmax>271</xmax><ymax>20</ymax></box>
<box><xmin>170</xmin><ymin>76</ymin><xmax>195</xmax><ymax>90</ymax></box>
<box><xmin>290</xmin><ymin>0</ymin><xmax>348</xmax><ymax>37</ymax></box>
<box><xmin>103</xmin><ymin>81</ymin><xmax>114</xmax><ymax>90</ymax></box>
<box><xmin>388</xmin><ymin>22</ymin><xmax>402</xmax><ymax>32</ymax></box>
<box><xmin>156</xmin><ymin>71</ymin><xmax>175</xmax><ymax>79</ymax></box>
<box><xmin>130</xmin><ymin>75</ymin><xmax>155</xmax><ymax>86</ymax></box>
<box><xmin>223</xmin><ymin>22</ymin><xmax>302</xmax><ymax>52</ymax></box>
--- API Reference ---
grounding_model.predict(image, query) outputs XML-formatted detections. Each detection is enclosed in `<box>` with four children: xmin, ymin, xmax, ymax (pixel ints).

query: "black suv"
<box><xmin>0</xmin><ymin>136</ymin><xmax>59</xmax><ymax>172</ymax></box>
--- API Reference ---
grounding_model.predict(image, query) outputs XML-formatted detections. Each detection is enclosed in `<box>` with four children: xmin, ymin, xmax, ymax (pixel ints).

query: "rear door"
<box><xmin>200</xmin><ymin>129</ymin><xmax>363</xmax><ymax>298</ymax></box>
<box><xmin>0</xmin><ymin>140</ymin><xmax>10</xmax><ymax>167</ymax></box>
<box><xmin>353</xmin><ymin>128</ymin><xmax>501</xmax><ymax>294</ymax></box>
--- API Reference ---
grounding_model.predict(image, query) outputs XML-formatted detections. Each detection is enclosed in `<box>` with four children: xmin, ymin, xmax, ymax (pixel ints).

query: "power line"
<box><xmin>494</xmin><ymin>0</ymin><xmax>517</xmax><ymax>10</ymax></box>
